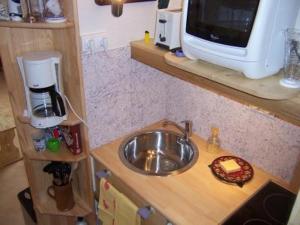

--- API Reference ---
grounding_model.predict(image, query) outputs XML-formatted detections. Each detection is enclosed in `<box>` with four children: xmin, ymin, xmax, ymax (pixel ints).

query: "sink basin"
<box><xmin>119</xmin><ymin>130</ymin><xmax>199</xmax><ymax>176</ymax></box>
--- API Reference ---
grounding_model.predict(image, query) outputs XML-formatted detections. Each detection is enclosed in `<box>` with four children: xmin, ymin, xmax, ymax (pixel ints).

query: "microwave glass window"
<box><xmin>186</xmin><ymin>0</ymin><xmax>260</xmax><ymax>47</ymax></box>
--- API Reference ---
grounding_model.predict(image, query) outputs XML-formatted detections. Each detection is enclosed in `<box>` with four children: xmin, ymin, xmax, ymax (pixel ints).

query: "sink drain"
<box><xmin>161</xmin><ymin>158</ymin><xmax>179</xmax><ymax>171</ymax></box>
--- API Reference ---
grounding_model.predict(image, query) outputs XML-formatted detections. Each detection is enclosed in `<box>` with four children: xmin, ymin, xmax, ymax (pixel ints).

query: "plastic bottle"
<box><xmin>76</xmin><ymin>217</ymin><xmax>87</xmax><ymax>225</ymax></box>
<box><xmin>207</xmin><ymin>127</ymin><xmax>221</xmax><ymax>153</ymax></box>
<box><xmin>8</xmin><ymin>0</ymin><xmax>23</xmax><ymax>21</ymax></box>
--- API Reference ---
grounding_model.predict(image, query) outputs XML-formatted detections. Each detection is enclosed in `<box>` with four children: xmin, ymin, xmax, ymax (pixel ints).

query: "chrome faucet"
<box><xmin>162</xmin><ymin>120</ymin><xmax>193</xmax><ymax>141</ymax></box>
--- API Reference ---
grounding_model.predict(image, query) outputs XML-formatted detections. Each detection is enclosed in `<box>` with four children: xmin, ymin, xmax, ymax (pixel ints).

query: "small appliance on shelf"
<box><xmin>43</xmin><ymin>0</ymin><xmax>66</xmax><ymax>23</ymax></box>
<box><xmin>17</xmin><ymin>51</ymin><xmax>68</xmax><ymax>129</ymax></box>
<box><xmin>181</xmin><ymin>0</ymin><xmax>300</xmax><ymax>79</ymax></box>
<box><xmin>154</xmin><ymin>8</ymin><xmax>182</xmax><ymax>51</ymax></box>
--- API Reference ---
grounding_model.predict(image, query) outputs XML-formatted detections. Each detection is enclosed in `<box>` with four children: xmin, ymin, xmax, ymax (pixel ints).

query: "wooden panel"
<box><xmin>61</xmin><ymin>0</ymin><xmax>75</xmax><ymax>23</ymax></box>
<box><xmin>35</xmin><ymin>193</ymin><xmax>92</xmax><ymax>217</ymax></box>
<box><xmin>52</xmin><ymin>28</ymin><xmax>83</xmax><ymax>116</ymax></box>
<box><xmin>0</xmin><ymin>128</ymin><xmax>22</xmax><ymax>168</ymax></box>
<box><xmin>36</xmin><ymin>212</ymin><xmax>76</xmax><ymax>225</ymax></box>
<box><xmin>52</xmin><ymin>27</ymin><xmax>95</xmax><ymax>219</ymax></box>
<box><xmin>290</xmin><ymin>154</ymin><xmax>300</xmax><ymax>192</ymax></box>
<box><xmin>36</xmin><ymin>212</ymin><xmax>96</xmax><ymax>225</ymax></box>
<box><xmin>72</xmin><ymin>158</ymin><xmax>95</xmax><ymax>215</ymax></box>
<box><xmin>0</xmin><ymin>21</ymin><xmax>74</xmax><ymax>29</ymax></box>
<box><xmin>165</xmin><ymin>52</ymin><xmax>299</xmax><ymax>100</ymax></box>
<box><xmin>94</xmin><ymin>161</ymin><xmax>168</xmax><ymax>225</ymax></box>
<box><xmin>95</xmin><ymin>0</ymin><xmax>156</xmax><ymax>5</ymax></box>
<box><xmin>131</xmin><ymin>40</ymin><xmax>300</xmax><ymax>127</ymax></box>
<box><xmin>0</xmin><ymin>1</ymin><xmax>96</xmax><ymax>224</ymax></box>
<box><xmin>23</xmin><ymin>144</ymin><xmax>87</xmax><ymax>162</ymax></box>
<box><xmin>17</xmin><ymin>110</ymin><xmax>82</xmax><ymax>127</ymax></box>
<box><xmin>29</xmin><ymin>160</ymin><xmax>92</xmax><ymax>216</ymax></box>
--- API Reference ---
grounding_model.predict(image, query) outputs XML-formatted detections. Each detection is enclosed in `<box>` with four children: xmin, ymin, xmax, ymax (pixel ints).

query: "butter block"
<box><xmin>220</xmin><ymin>159</ymin><xmax>241</xmax><ymax>173</ymax></box>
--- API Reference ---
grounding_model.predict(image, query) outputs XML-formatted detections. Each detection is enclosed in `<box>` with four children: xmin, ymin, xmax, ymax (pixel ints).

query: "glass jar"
<box><xmin>25</xmin><ymin>0</ymin><xmax>44</xmax><ymax>22</ymax></box>
<box><xmin>43</xmin><ymin>0</ymin><xmax>65</xmax><ymax>23</ymax></box>
<box><xmin>207</xmin><ymin>127</ymin><xmax>221</xmax><ymax>153</ymax></box>
<box><xmin>280</xmin><ymin>28</ymin><xmax>300</xmax><ymax>88</ymax></box>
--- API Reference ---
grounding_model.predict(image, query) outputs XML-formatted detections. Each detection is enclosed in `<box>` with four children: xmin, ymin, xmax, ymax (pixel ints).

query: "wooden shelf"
<box><xmin>0</xmin><ymin>21</ymin><xmax>74</xmax><ymax>29</ymax></box>
<box><xmin>165</xmin><ymin>52</ymin><xmax>299</xmax><ymax>100</ymax></box>
<box><xmin>131</xmin><ymin>40</ymin><xmax>300</xmax><ymax>127</ymax></box>
<box><xmin>24</xmin><ymin>143</ymin><xmax>86</xmax><ymax>162</ymax></box>
<box><xmin>95</xmin><ymin>0</ymin><xmax>155</xmax><ymax>5</ymax></box>
<box><xmin>18</xmin><ymin>110</ymin><xmax>82</xmax><ymax>127</ymax></box>
<box><xmin>35</xmin><ymin>193</ymin><xmax>92</xmax><ymax>217</ymax></box>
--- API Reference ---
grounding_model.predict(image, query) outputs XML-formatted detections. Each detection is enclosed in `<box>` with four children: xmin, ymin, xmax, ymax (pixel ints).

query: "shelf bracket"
<box><xmin>137</xmin><ymin>206</ymin><xmax>155</xmax><ymax>219</ymax></box>
<box><xmin>95</xmin><ymin>169</ymin><xmax>112</xmax><ymax>179</ymax></box>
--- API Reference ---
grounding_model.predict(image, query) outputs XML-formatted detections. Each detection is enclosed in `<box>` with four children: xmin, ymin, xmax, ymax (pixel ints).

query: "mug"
<box><xmin>47</xmin><ymin>183</ymin><xmax>75</xmax><ymax>211</ymax></box>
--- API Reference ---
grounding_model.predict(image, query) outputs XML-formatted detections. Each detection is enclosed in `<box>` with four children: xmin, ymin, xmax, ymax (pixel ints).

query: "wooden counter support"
<box><xmin>131</xmin><ymin>40</ymin><xmax>300</xmax><ymax>127</ymax></box>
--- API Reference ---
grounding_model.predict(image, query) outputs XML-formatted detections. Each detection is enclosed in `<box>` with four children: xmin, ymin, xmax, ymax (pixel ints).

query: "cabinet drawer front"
<box><xmin>94</xmin><ymin>160</ymin><xmax>169</xmax><ymax>225</ymax></box>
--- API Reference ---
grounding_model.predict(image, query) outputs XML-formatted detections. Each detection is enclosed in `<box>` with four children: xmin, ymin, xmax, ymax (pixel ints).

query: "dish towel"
<box><xmin>98</xmin><ymin>178</ymin><xmax>141</xmax><ymax>225</ymax></box>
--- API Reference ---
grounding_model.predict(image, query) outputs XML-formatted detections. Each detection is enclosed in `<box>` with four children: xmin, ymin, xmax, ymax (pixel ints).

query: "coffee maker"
<box><xmin>17</xmin><ymin>51</ymin><xmax>67</xmax><ymax>128</ymax></box>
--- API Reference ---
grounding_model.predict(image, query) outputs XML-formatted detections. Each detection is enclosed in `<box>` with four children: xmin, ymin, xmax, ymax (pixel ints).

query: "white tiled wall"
<box><xmin>82</xmin><ymin>47</ymin><xmax>300</xmax><ymax>183</ymax></box>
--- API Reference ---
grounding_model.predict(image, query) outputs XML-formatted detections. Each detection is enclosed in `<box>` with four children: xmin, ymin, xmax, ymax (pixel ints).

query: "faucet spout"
<box><xmin>162</xmin><ymin>120</ymin><xmax>193</xmax><ymax>141</ymax></box>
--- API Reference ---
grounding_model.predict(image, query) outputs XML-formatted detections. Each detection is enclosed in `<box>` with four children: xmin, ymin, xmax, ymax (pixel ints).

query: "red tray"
<box><xmin>209</xmin><ymin>156</ymin><xmax>254</xmax><ymax>187</ymax></box>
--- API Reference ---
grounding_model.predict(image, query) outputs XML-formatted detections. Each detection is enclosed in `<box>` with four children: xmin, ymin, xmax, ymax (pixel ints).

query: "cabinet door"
<box><xmin>94</xmin><ymin>160</ymin><xmax>169</xmax><ymax>225</ymax></box>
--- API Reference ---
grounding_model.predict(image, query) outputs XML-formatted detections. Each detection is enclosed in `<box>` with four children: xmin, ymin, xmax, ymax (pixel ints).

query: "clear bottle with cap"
<box><xmin>207</xmin><ymin>127</ymin><xmax>221</xmax><ymax>153</ymax></box>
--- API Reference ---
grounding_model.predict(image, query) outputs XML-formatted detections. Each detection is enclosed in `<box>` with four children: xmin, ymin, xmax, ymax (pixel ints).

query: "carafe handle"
<box><xmin>47</xmin><ymin>185</ymin><xmax>55</xmax><ymax>199</ymax></box>
<box><xmin>49</xmin><ymin>88</ymin><xmax>66</xmax><ymax>117</ymax></box>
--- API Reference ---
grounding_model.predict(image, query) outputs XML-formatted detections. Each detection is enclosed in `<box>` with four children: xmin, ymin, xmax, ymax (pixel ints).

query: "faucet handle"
<box><xmin>180</xmin><ymin>120</ymin><xmax>193</xmax><ymax>139</ymax></box>
<box><xmin>181</xmin><ymin>120</ymin><xmax>192</xmax><ymax>128</ymax></box>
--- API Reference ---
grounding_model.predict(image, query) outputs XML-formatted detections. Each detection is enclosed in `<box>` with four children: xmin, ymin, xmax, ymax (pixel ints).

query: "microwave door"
<box><xmin>186</xmin><ymin>0</ymin><xmax>260</xmax><ymax>47</ymax></box>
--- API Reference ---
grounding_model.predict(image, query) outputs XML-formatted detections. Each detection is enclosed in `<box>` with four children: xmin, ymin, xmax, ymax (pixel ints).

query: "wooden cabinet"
<box><xmin>0</xmin><ymin>1</ymin><xmax>95</xmax><ymax>225</ymax></box>
<box><xmin>93</xmin><ymin>159</ymin><xmax>170</xmax><ymax>225</ymax></box>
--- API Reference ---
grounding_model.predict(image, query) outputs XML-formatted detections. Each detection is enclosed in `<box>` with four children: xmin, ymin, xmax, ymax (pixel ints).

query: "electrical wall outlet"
<box><xmin>81</xmin><ymin>32</ymin><xmax>108</xmax><ymax>55</ymax></box>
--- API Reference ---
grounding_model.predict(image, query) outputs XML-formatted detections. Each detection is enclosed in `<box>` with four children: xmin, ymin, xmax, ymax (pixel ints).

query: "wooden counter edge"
<box><xmin>130</xmin><ymin>40</ymin><xmax>300</xmax><ymax>127</ymax></box>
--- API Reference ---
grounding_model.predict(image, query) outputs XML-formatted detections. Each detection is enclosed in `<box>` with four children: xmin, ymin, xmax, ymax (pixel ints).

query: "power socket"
<box><xmin>81</xmin><ymin>32</ymin><xmax>108</xmax><ymax>55</ymax></box>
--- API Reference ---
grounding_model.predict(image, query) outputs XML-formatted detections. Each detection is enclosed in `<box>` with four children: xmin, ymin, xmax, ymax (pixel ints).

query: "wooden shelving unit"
<box><xmin>23</xmin><ymin>144</ymin><xmax>87</xmax><ymax>162</ymax></box>
<box><xmin>36</xmin><ymin>193</ymin><xmax>92</xmax><ymax>217</ymax></box>
<box><xmin>18</xmin><ymin>110</ymin><xmax>82</xmax><ymax>127</ymax></box>
<box><xmin>28</xmin><ymin>159</ymin><xmax>93</xmax><ymax>221</ymax></box>
<box><xmin>0</xmin><ymin>21</ymin><xmax>74</xmax><ymax>29</ymax></box>
<box><xmin>0</xmin><ymin>1</ymin><xmax>96</xmax><ymax>225</ymax></box>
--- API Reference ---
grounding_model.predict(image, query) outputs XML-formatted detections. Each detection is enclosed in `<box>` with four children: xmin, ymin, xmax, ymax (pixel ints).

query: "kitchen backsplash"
<box><xmin>82</xmin><ymin>47</ymin><xmax>168</xmax><ymax>147</ymax></box>
<box><xmin>82</xmin><ymin>47</ymin><xmax>300</xmax><ymax>183</ymax></box>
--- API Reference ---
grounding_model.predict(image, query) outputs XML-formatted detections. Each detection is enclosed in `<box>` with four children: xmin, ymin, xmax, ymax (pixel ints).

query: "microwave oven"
<box><xmin>181</xmin><ymin>0</ymin><xmax>300</xmax><ymax>79</ymax></box>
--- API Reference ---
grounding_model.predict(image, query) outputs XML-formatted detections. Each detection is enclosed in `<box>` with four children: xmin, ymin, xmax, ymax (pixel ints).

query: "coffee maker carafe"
<box><xmin>17</xmin><ymin>51</ymin><xmax>67</xmax><ymax>128</ymax></box>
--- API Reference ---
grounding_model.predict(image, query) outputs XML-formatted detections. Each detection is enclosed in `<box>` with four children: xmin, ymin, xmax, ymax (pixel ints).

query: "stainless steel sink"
<box><xmin>119</xmin><ymin>130</ymin><xmax>199</xmax><ymax>176</ymax></box>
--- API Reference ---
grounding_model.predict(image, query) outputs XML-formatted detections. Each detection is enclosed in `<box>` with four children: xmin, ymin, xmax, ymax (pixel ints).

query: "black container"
<box><xmin>17</xmin><ymin>188</ymin><xmax>37</xmax><ymax>224</ymax></box>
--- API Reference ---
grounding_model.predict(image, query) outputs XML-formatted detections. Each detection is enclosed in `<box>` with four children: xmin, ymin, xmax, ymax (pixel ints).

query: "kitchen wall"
<box><xmin>78</xmin><ymin>0</ymin><xmax>300</xmax><ymax>183</ymax></box>
<box><xmin>296</xmin><ymin>10</ymin><xmax>300</xmax><ymax>28</ymax></box>
<box><xmin>77</xmin><ymin>0</ymin><xmax>300</xmax><ymax>49</ymax></box>
<box><xmin>77</xmin><ymin>0</ymin><xmax>157</xmax><ymax>49</ymax></box>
